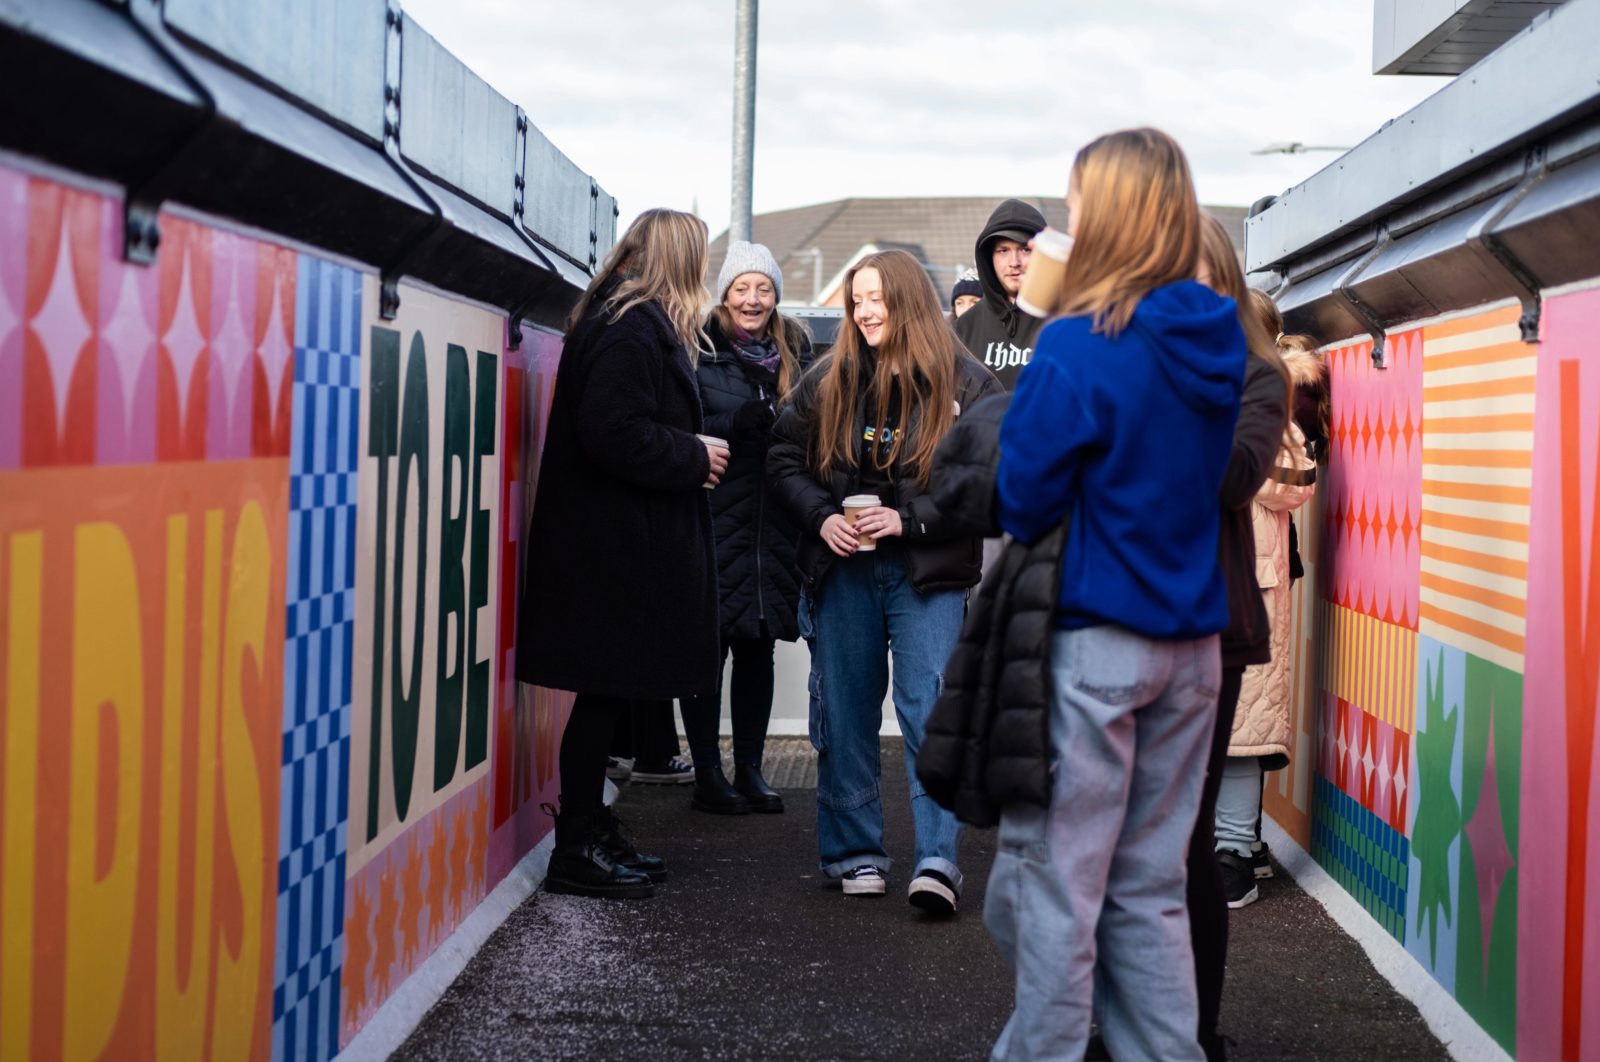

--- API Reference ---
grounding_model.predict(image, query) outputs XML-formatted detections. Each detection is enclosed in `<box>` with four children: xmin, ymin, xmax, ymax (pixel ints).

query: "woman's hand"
<box><xmin>852</xmin><ymin>506</ymin><xmax>902</xmax><ymax>541</ymax></box>
<box><xmin>820</xmin><ymin>513</ymin><xmax>859</xmax><ymax>557</ymax></box>
<box><xmin>703</xmin><ymin>438</ymin><xmax>730</xmax><ymax>488</ymax></box>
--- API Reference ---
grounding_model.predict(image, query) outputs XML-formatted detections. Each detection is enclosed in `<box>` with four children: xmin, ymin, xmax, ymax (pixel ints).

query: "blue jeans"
<box><xmin>1214</xmin><ymin>755</ymin><xmax>1264</xmax><ymax>857</ymax></box>
<box><xmin>986</xmin><ymin>626</ymin><xmax>1220</xmax><ymax>1062</ymax></box>
<box><xmin>802</xmin><ymin>548</ymin><xmax>966</xmax><ymax>889</ymax></box>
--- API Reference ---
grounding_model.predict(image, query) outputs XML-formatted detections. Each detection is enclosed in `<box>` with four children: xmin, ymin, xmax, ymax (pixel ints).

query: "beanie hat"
<box><xmin>717</xmin><ymin>241</ymin><xmax>784</xmax><ymax>303</ymax></box>
<box><xmin>951</xmin><ymin>269</ymin><xmax>982</xmax><ymax>304</ymax></box>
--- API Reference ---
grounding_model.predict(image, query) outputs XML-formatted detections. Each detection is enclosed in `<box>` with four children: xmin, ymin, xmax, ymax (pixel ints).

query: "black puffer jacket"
<box><xmin>1220</xmin><ymin>353</ymin><xmax>1290</xmax><ymax>669</ymax></box>
<box><xmin>697</xmin><ymin>315</ymin><xmax>812</xmax><ymax>642</ymax></box>
<box><xmin>913</xmin><ymin>393</ymin><xmax>1060</xmax><ymax>826</ymax></box>
<box><xmin>768</xmin><ymin>348</ymin><xmax>1004</xmax><ymax>594</ymax></box>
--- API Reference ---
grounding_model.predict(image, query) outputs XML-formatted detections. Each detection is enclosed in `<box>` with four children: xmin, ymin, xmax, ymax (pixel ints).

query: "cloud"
<box><xmin>400</xmin><ymin>0</ymin><xmax>1441</xmax><ymax>236</ymax></box>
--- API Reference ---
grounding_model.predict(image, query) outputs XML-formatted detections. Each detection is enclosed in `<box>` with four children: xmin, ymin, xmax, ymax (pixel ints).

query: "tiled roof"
<box><xmin>708</xmin><ymin>197</ymin><xmax>1248</xmax><ymax>305</ymax></box>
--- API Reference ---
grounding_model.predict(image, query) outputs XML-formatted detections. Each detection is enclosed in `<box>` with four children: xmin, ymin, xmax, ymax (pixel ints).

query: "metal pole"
<box><xmin>730</xmin><ymin>0</ymin><xmax>757</xmax><ymax>244</ymax></box>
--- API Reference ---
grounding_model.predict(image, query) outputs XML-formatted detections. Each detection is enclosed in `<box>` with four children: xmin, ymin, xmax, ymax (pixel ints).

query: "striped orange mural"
<box><xmin>1419</xmin><ymin>304</ymin><xmax>1535</xmax><ymax>671</ymax></box>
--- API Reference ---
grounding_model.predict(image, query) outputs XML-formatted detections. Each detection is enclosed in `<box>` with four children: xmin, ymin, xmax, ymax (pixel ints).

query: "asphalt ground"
<box><xmin>396</xmin><ymin>740</ymin><xmax>1447</xmax><ymax>1061</ymax></box>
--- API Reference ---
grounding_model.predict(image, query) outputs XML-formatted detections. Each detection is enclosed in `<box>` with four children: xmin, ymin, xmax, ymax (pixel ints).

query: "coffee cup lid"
<box><xmin>697</xmin><ymin>434</ymin><xmax>729</xmax><ymax>447</ymax></box>
<box><xmin>843</xmin><ymin>494</ymin><xmax>880</xmax><ymax>506</ymax></box>
<box><xmin>1031</xmin><ymin>228</ymin><xmax>1072</xmax><ymax>259</ymax></box>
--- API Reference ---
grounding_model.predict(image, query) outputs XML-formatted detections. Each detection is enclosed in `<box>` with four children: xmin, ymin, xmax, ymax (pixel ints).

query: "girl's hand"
<box><xmin>852</xmin><ymin>506</ymin><xmax>902</xmax><ymax>540</ymax></box>
<box><xmin>820</xmin><ymin>514</ymin><xmax>859</xmax><ymax>557</ymax></box>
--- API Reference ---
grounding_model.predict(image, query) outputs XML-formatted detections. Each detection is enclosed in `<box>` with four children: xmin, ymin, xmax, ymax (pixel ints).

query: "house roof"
<box><xmin>708</xmin><ymin>196</ymin><xmax>1248</xmax><ymax>305</ymax></box>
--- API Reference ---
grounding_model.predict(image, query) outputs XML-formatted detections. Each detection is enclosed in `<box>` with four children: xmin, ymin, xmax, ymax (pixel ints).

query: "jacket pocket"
<box><xmin>807</xmin><ymin>665</ymin><xmax>827</xmax><ymax>753</ymax></box>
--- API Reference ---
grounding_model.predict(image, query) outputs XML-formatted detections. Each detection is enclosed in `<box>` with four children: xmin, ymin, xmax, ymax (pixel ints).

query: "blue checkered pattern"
<box><xmin>1312</xmin><ymin>774</ymin><xmax>1411</xmax><ymax>941</ymax></box>
<box><xmin>273</xmin><ymin>255</ymin><xmax>361</xmax><ymax>1062</ymax></box>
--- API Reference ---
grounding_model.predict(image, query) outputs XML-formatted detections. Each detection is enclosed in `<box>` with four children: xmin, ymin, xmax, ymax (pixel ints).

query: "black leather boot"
<box><xmin>733</xmin><ymin>763</ymin><xmax>784</xmax><ymax>814</ymax></box>
<box><xmin>545</xmin><ymin>806</ymin><xmax>654</xmax><ymax>899</ymax></box>
<box><xmin>595</xmin><ymin>807</ymin><xmax>668</xmax><ymax>882</ymax></box>
<box><xmin>691</xmin><ymin>766</ymin><xmax>750</xmax><ymax>815</ymax></box>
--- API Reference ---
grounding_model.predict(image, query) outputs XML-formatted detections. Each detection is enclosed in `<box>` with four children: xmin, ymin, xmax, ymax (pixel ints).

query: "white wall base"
<box><xmin>1261</xmin><ymin>816</ymin><xmax>1512</xmax><ymax>1062</ymax></box>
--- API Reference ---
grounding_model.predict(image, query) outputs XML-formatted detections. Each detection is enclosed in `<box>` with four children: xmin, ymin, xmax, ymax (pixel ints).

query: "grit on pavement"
<box><xmin>395</xmin><ymin>739</ymin><xmax>1447</xmax><ymax>1061</ymax></box>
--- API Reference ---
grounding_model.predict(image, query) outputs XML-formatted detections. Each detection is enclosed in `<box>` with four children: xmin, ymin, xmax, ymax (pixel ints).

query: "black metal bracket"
<box><xmin>506</xmin><ymin>108</ymin><xmax>566</xmax><ymax>349</ymax></box>
<box><xmin>1334</xmin><ymin>224</ymin><xmax>1392</xmax><ymax>369</ymax></box>
<box><xmin>374</xmin><ymin>2</ymin><xmax>446</xmax><ymax>320</ymax></box>
<box><xmin>121</xmin><ymin>0</ymin><xmax>230</xmax><ymax>264</ymax></box>
<box><xmin>1466</xmin><ymin>146</ymin><xmax>1548</xmax><ymax>343</ymax></box>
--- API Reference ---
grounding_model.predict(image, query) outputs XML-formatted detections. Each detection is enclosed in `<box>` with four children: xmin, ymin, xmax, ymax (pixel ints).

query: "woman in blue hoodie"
<box><xmin>984</xmin><ymin>129</ymin><xmax>1245</xmax><ymax>1062</ymax></box>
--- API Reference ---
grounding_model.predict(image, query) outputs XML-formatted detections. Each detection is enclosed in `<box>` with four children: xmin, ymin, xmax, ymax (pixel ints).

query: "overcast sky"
<box><xmin>400</xmin><ymin>0</ymin><xmax>1443</xmax><ymax>239</ymax></box>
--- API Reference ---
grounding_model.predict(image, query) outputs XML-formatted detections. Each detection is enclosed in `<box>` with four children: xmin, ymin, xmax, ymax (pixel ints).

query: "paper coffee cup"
<box><xmin>842</xmin><ymin>493</ymin><xmax>881</xmax><ymax>551</ymax></box>
<box><xmin>1016</xmin><ymin>228</ymin><xmax>1073</xmax><ymax>319</ymax></box>
<box><xmin>697</xmin><ymin>434</ymin><xmax>729</xmax><ymax>488</ymax></box>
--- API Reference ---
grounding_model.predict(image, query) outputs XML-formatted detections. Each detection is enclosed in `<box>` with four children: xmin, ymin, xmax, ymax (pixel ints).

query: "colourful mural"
<box><xmin>1520</xmin><ymin>284</ymin><xmax>1600</xmax><ymax>1062</ymax></box>
<box><xmin>0</xmin><ymin>161</ymin><xmax>569</xmax><ymax>1060</ymax></box>
<box><xmin>1268</xmin><ymin>296</ymin><xmax>1600</xmax><ymax>1059</ymax></box>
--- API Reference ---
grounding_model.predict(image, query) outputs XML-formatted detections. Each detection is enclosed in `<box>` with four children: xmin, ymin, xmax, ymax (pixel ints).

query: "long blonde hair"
<box><xmin>1058</xmin><ymin>128</ymin><xmax>1201</xmax><ymax>336</ymax></box>
<box><xmin>709</xmin><ymin>303</ymin><xmax>810</xmax><ymax>396</ymax></box>
<box><xmin>567</xmin><ymin>208</ymin><xmax>710</xmax><ymax>357</ymax></box>
<box><xmin>812</xmin><ymin>250</ymin><xmax>966</xmax><ymax>486</ymax></box>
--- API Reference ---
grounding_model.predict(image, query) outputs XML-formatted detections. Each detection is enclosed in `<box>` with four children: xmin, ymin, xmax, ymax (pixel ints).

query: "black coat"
<box><xmin>768</xmin><ymin>350</ymin><xmax>1004</xmax><ymax>594</ymax></box>
<box><xmin>697</xmin><ymin>316</ymin><xmax>812</xmax><ymax>642</ymax></box>
<box><xmin>1220</xmin><ymin>353</ymin><xmax>1289</xmax><ymax>670</ymax></box>
<box><xmin>516</xmin><ymin>296</ymin><xmax>720</xmax><ymax>700</ymax></box>
<box><xmin>913</xmin><ymin>393</ymin><xmax>1060</xmax><ymax>826</ymax></box>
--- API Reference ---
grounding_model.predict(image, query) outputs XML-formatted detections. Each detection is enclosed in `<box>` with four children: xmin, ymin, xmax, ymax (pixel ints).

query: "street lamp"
<box><xmin>1251</xmin><ymin>142</ymin><xmax>1352</xmax><ymax>155</ymax></box>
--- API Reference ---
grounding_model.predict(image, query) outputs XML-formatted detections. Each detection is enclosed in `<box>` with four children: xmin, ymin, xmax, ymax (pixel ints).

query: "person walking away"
<box><xmin>1214</xmin><ymin>296</ymin><xmax>1327</xmax><ymax>900</ymax></box>
<box><xmin>1180</xmin><ymin>216</ymin><xmax>1292</xmax><ymax>1059</ymax></box>
<box><xmin>517</xmin><ymin>208</ymin><xmax>726</xmax><ymax>899</ymax></box>
<box><xmin>984</xmin><ymin>130</ymin><xmax>1246</xmax><ymax>1062</ymax></box>
<box><xmin>769</xmin><ymin>249</ymin><xmax>1002</xmax><ymax>914</ymax></box>
<box><xmin>954</xmin><ymin>199</ymin><xmax>1047</xmax><ymax>390</ymax></box>
<box><xmin>680</xmin><ymin>241</ymin><xmax>814</xmax><ymax>815</ymax></box>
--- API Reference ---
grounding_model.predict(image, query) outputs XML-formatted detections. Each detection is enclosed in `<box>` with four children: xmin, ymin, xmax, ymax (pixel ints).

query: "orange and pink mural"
<box><xmin>1267</xmin><ymin>293</ymin><xmax>1600</xmax><ymax>1057</ymax></box>
<box><xmin>0</xmin><ymin>160</ymin><xmax>570</xmax><ymax>1061</ymax></box>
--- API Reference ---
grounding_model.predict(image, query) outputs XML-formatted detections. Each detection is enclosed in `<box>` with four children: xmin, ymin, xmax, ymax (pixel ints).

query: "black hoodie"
<box><xmin>954</xmin><ymin>199</ymin><xmax>1048</xmax><ymax>391</ymax></box>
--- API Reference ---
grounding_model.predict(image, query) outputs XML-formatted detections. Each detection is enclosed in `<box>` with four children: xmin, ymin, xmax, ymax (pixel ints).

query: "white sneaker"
<box><xmin>841</xmin><ymin>866</ymin><xmax>887</xmax><ymax>896</ymax></box>
<box><xmin>908</xmin><ymin>871</ymin><xmax>958</xmax><ymax>916</ymax></box>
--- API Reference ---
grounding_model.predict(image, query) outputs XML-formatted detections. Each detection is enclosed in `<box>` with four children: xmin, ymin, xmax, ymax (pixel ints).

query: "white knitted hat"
<box><xmin>716</xmin><ymin>241</ymin><xmax>783</xmax><ymax>303</ymax></box>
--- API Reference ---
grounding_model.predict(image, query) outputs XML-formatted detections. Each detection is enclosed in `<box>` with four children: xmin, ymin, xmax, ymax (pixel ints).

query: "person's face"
<box><xmin>992</xmin><ymin>238</ymin><xmax>1031</xmax><ymax>297</ymax></box>
<box><xmin>953</xmin><ymin>294</ymin><xmax>981</xmax><ymax>317</ymax></box>
<box><xmin>725</xmin><ymin>272</ymin><xmax>776</xmax><ymax>335</ymax></box>
<box><xmin>852</xmin><ymin>267</ymin><xmax>888</xmax><ymax>347</ymax></box>
<box><xmin>1196</xmin><ymin>258</ymin><xmax>1217</xmax><ymax>293</ymax></box>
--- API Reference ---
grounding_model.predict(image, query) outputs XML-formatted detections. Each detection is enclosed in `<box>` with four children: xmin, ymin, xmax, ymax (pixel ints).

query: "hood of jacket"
<box><xmin>972</xmin><ymin>198</ymin><xmax>1049</xmax><ymax>333</ymax></box>
<box><xmin>1128</xmin><ymin>280</ymin><xmax>1249</xmax><ymax>415</ymax></box>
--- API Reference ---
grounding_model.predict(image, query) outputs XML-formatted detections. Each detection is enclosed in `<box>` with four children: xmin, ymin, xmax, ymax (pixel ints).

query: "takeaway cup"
<box><xmin>1016</xmin><ymin>228</ymin><xmax>1073</xmax><ymax>319</ymax></box>
<box><xmin>842</xmin><ymin>493</ymin><xmax>881</xmax><ymax>551</ymax></box>
<box><xmin>697</xmin><ymin>434</ymin><xmax>730</xmax><ymax>488</ymax></box>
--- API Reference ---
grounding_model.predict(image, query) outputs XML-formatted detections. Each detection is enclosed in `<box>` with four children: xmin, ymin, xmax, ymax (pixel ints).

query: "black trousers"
<box><xmin>679</xmin><ymin>635</ymin><xmax>777</xmax><ymax>770</ymax></box>
<box><xmin>608</xmin><ymin>700</ymin><xmax>680</xmax><ymax>763</ymax></box>
<box><xmin>1188</xmin><ymin>665</ymin><xmax>1244</xmax><ymax>1062</ymax></box>
<box><xmin>559</xmin><ymin>693</ymin><xmax>634</xmax><ymax>817</ymax></box>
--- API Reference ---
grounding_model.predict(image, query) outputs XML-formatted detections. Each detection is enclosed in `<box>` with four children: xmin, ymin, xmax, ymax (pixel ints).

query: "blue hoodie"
<box><xmin>997</xmin><ymin>280</ymin><xmax>1245</xmax><ymax>639</ymax></box>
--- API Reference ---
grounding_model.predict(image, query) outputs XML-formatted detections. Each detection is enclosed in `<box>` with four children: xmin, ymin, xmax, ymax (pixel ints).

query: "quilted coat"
<box><xmin>1231</xmin><ymin>348</ymin><xmax>1324</xmax><ymax>766</ymax></box>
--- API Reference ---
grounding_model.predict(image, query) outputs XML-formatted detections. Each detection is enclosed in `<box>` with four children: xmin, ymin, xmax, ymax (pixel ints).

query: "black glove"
<box><xmin>732</xmin><ymin>398</ymin><xmax>776</xmax><ymax>437</ymax></box>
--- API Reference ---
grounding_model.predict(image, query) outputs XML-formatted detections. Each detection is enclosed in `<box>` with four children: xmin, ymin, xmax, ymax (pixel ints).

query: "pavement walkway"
<box><xmin>395</xmin><ymin>740</ymin><xmax>1447</xmax><ymax>1061</ymax></box>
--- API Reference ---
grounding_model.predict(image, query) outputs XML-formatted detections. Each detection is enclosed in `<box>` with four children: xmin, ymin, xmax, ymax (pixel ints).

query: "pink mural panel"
<box><xmin>1521</xmin><ymin>284</ymin><xmax>1600</xmax><ymax>1062</ymax></box>
<box><xmin>1323</xmin><ymin>330</ymin><xmax>1423</xmax><ymax>630</ymax></box>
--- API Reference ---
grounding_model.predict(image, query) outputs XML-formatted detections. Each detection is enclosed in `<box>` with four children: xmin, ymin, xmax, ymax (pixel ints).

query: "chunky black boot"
<box><xmin>691</xmin><ymin>766</ymin><xmax>750</xmax><ymax>815</ymax></box>
<box><xmin>545</xmin><ymin>806</ymin><xmax>654</xmax><ymax>899</ymax></box>
<box><xmin>595</xmin><ymin>807</ymin><xmax>668</xmax><ymax>882</ymax></box>
<box><xmin>733</xmin><ymin>763</ymin><xmax>784</xmax><ymax>814</ymax></box>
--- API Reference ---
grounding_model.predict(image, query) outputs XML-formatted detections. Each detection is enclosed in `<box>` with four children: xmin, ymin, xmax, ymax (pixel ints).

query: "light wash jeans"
<box><xmin>803</xmin><ymin>548</ymin><xmax>966</xmax><ymax>889</ymax></box>
<box><xmin>1214</xmin><ymin>755</ymin><xmax>1264</xmax><ymax>856</ymax></box>
<box><xmin>986</xmin><ymin>625</ymin><xmax>1221</xmax><ymax>1062</ymax></box>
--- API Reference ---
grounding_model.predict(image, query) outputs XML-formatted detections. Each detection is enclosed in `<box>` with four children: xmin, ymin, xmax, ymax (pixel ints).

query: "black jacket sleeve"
<box><xmin>768</xmin><ymin>360</ymin><xmax>839</xmax><ymax>534</ymax></box>
<box><xmin>1221</xmin><ymin>354</ymin><xmax>1288</xmax><ymax>509</ymax></box>
<box><xmin>576</xmin><ymin>329</ymin><xmax>711</xmax><ymax>491</ymax></box>
<box><xmin>900</xmin><ymin>362</ymin><xmax>1007</xmax><ymax>543</ymax></box>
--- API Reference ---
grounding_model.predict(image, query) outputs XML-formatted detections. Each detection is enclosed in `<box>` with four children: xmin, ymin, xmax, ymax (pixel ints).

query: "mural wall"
<box><xmin>1266</xmin><ymin>295</ymin><xmax>1600</xmax><ymax>1058</ymax></box>
<box><xmin>0</xmin><ymin>162</ymin><xmax>570</xmax><ymax>1061</ymax></box>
